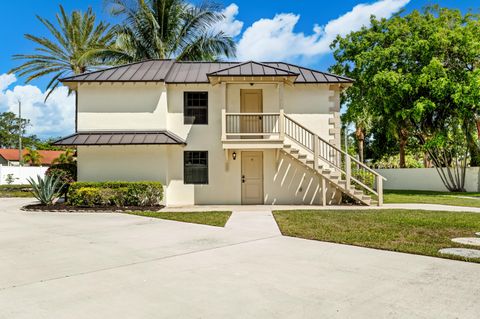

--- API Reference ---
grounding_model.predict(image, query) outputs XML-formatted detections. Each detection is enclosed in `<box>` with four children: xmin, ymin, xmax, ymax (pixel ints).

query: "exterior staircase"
<box><xmin>282</xmin><ymin>114</ymin><xmax>385</xmax><ymax>206</ymax></box>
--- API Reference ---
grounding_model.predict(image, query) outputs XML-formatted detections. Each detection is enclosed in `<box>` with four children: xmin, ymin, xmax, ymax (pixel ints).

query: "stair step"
<box><xmin>283</xmin><ymin>144</ymin><xmax>292</xmax><ymax>149</ymax></box>
<box><xmin>297</xmin><ymin>154</ymin><xmax>307</xmax><ymax>159</ymax></box>
<box><xmin>290</xmin><ymin>149</ymin><xmax>299</xmax><ymax>154</ymax></box>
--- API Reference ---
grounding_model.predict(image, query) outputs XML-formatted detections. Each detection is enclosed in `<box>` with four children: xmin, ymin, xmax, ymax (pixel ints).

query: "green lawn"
<box><xmin>126</xmin><ymin>211</ymin><xmax>232</xmax><ymax>227</ymax></box>
<box><xmin>0</xmin><ymin>185</ymin><xmax>33</xmax><ymax>197</ymax></box>
<box><xmin>384</xmin><ymin>190</ymin><xmax>480</xmax><ymax>208</ymax></box>
<box><xmin>273</xmin><ymin>209</ymin><xmax>480</xmax><ymax>263</ymax></box>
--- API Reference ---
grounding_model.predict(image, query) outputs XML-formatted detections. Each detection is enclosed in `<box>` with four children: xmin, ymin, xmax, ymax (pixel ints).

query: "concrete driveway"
<box><xmin>1</xmin><ymin>198</ymin><xmax>479</xmax><ymax>318</ymax></box>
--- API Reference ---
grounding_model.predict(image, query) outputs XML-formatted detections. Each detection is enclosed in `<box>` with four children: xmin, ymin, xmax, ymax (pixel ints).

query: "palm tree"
<box><xmin>23</xmin><ymin>148</ymin><xmax>43</xmax><ymax>166</ymax></box>
<box><xmin>103</xmin><ymin>0</ymin><xmax>236</xmax><ymax>62</ymax></box>
<box><xmin>52</xmin><ymin>149</ymin><xmax>76</xmax><ymax>164</ymax></box>
<box><xmin>10</xmin><ymin>5</ymin><xmax>116</xmax><ymax>100</ymax></box>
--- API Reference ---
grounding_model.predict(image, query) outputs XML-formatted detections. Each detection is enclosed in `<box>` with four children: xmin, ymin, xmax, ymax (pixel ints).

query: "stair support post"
<box><xmin>321</xmin><ymin>176</ymin><xmax>326</xmax><ymax>206</ymax></box>
<box><xmin>377</xmin><ymin>176</ymin><xmax>383</xmax><ymax>206</ymax></box>
<box><xmin>313</xmin><ymin>134</ymin><xmax>319</xmax><ymax>171</ymax></box>
<box><xmin>345</xmin><ymin>155</ymin><xmax>351</xmax><ymax>191</ymax></box>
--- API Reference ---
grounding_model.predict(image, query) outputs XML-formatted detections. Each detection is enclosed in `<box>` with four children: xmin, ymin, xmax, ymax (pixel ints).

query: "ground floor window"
<box><xmin>184</xmin><ymin>151</ymin><xmax>208</xmax><ymax>184</ymax></box>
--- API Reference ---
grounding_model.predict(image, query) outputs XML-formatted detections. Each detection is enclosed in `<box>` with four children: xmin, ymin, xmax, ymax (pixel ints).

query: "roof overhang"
<box><xmin>53</xmin><ymin>131</ymin><xmax>186</xmax><ymax>146</ymax></box>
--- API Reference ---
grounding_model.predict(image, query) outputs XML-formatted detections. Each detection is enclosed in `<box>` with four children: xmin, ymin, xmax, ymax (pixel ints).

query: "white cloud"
<box><xmin>0</xmin><ymin>73</ymin><xmax>75</xmax><ymax>139</ymax></box>
<box><xmin>0</xmin><ymin>73</ymin><xmax>16</xmax><ymax>91</ymax></box>
<box><xmin>236</xmin><ymin>0</ymin><xmax>410</xmax><ymax>61</ymax></box>
<box><xmin>214</xmin><ymin>3</ymin><xmax>243</xmax><ymax>37</ymax></box>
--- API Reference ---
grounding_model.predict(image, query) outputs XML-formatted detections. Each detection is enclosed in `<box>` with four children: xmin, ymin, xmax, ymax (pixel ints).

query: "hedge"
<box><xmin>67</xmin><ymin>181</ymin><xmax>163</xmax><ymax>207</ymax></box>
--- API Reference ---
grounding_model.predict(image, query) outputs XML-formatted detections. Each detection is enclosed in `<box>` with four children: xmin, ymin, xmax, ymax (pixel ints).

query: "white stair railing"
<box><xmin>283</xmin><ymin>114</ymin><xmax>386</xmax><ymax>206</ymax></box>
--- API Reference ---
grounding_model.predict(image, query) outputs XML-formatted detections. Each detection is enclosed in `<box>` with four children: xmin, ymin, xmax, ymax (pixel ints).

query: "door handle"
<box><xmin>242</xmin><ymin>175</ymin><xmax>245</xmax><ymax>183</ymax></box>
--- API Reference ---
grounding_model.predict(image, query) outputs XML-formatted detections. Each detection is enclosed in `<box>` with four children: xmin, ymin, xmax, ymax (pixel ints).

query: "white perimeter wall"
<box><xmin>375</xmin><ymin>168</ymin><xmax>480</xmax><ymax>192</ymax></box>
<box><xmin>0</xmin><ymin>166</ymin><xmax>48</xmax><ymax>185</ymax></box>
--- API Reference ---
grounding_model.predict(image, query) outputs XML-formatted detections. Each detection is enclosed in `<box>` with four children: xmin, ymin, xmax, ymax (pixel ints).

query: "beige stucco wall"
<box><xmin>77</xmin><ymin>146</ymin><xmax>169</xmax><ymax>182</ymax></box>
<box><xmin>375</xmin><ymin>168</ymin><xmax>480</xmax><ymax>192</ymax></box>
<box><xmin>77</xmin><ymin>83</ymin><xmax>168</xmax><ymax>131</ymax></box>
<box><xmin>75</xmin><ymin>81</ymin><xmax>342</xmax><ymax>206</ymax></box>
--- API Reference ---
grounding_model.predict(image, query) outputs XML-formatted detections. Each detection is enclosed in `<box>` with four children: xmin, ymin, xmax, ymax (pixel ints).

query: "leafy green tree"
<box><xmin>23</xmin><ymin>148</ymin><xmax>43</xmax><ymax>166</ymax></box>
<box><xmin>331</xmin><ymin>7</ymin><xmax>480</xmax><ymax>191</ymax></box>
<box><xmin>10</xmin><ymin>5</ymin><xmax>116</xmax><ymax>100</ymax></box>
<box><xmin>0</xmin><ymin>112</ymin><xmax>38</xmax><ymax>148</ymax></box>
<box><xmin>103</xmin><ymin>0</ymin><xmax>236</xmax><ymax>62</ymax></box>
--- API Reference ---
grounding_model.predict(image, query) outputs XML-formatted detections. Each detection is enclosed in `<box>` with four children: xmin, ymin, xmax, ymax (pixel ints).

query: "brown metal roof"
<box><xmin>60</xmin><ymin>60</ymin><xmax>353</xmax><ymax>84</ymax></box>
<box><xmin>53</xmin><ymin>131</ymin><xmax>186</xmax><ymax>146</ymax></box>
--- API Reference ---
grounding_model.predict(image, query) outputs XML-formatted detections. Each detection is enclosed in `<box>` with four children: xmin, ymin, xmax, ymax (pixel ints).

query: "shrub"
<box><xmin>28</xmin><ymin>174</ymin><xmax>66</xmax><ymax>205</ymax></box>
<box><xmin>67</xmin><ymin>181</ymin><xmax>163</xmax><ymax>207</ymax></box>
<box><xmin>46</xmin><ymin>163</ymin><xmax>77</xmax><ymax>184</ymax></box>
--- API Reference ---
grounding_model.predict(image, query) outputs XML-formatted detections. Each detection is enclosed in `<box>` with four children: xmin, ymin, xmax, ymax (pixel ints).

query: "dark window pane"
<box><xmin>184</xmin><ymin>92</ymin><xmax>208</xmax><ymax>124</ymax></box>
<box><xmin>184</xmin><ymin>151</ymin><xmax>208</xmax><ymax>184</ymax></box>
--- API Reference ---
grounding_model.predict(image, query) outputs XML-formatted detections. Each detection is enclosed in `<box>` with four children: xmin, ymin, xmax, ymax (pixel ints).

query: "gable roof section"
<box><xmin>207</xmin><ymin>61</ymin><xmax>298</xmax><ymax>77</ymax></box>
<box><xmin>53</xmin><ymin>131</ymin><xmax>186</xmax><ymax>146</ymax></box>
<box><xmin>60</xmin><ymin>59</ymin><xmax>353</xmax><ymax>84</ymax></box>
<box><xmin>0</xmin><ymin>149</ymin><xmax>66</xmax><ymax>165</ymax></box>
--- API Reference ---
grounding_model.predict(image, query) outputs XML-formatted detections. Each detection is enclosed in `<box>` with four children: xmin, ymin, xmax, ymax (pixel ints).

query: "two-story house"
<box><xmin>55</xmin><ymin>60</ymin><xmax>384</xmax><ymax>206</ymax></box>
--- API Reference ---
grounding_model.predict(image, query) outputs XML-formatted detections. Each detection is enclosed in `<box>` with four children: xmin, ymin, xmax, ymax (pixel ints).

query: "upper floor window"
<box><xmin>184</xmin><ymin>92</ymin><xmax>208</xmax><ymax>125</ymax></box>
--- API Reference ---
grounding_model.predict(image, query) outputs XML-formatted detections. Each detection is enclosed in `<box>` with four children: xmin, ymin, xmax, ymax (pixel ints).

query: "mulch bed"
<box><xmin>22</xmin><ymin>203</ymin><xmax>164</xmax><ymax>213</ymax></box>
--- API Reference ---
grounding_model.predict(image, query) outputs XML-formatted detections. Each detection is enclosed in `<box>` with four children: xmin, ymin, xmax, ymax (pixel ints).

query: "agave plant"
<box><xmin>27</xmin><ymin>174</ymin><xmax>66</xmax><ymax>206</ymax></box>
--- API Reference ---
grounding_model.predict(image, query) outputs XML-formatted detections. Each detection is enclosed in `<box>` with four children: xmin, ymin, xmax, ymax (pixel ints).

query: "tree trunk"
<box><xmin>476</xmin><ymin>117</ymin><xmax>480</xmax><ymax>139</ymax></box>
<box><xmin>399</xmin><ymin>128</ymin><xmax>408</xmax><ymax>168</ymax></box>
<box><xmin>423</xmin><ymin>152</ymin><xmax>432</xmax><ymax>168</ymax></box>
<box><xmin>355</xmin><ymin>126</ymin><xmax>365</xmax><ymax>163</ymax></box>
<box><xmin>469</xmin><ymin>119</ymin><xmax>480</xmax><ymax>166</ymax></box>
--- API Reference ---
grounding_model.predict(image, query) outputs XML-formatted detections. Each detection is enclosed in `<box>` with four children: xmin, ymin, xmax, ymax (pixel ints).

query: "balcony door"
<box><xmin>240</xmin><ymin>89</ymin><xmax>263</xmax><ymax>139</ymax></box>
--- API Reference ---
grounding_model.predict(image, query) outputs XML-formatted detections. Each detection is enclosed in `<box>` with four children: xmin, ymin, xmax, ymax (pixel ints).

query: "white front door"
<box><xmin>241</xmin><ymin>151</ymin><xmax>264</xmax><ymax>204</ymax></box>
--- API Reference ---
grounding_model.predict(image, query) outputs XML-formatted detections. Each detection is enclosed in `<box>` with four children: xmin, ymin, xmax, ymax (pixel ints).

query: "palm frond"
<box><xmin>10</xmin><ymin>5</ymin><xmax>116</xmax><ymax>100</ymax></box>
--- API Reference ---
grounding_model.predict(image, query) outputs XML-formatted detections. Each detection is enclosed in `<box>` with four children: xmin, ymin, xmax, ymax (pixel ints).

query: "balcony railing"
<box><xmin>223</xmin><ymin>112</ymin><xmax>282</xmax><ymax>139</ymax></box>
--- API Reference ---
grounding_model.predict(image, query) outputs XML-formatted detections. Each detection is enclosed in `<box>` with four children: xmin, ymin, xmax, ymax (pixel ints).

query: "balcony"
<box><xmin>221</xmin><ymin>112</ymin><xmax>285</xmax><ymax>149</ymax></box>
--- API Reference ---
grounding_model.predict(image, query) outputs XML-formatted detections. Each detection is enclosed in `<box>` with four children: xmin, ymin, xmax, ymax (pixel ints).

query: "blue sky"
<box><xmin>0</xmin><ymin>0</ymin><xmax>478</xmax><ymax>138</ymax></box>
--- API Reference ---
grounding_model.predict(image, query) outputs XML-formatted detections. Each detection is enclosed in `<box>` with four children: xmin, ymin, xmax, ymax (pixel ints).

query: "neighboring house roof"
<box><xmin>0</xmin><ymin>149</ymin><xmax>66</xmax><ymax>165</ymax></box>
<box><xmin>60</xmin><ymin>59</ymin><xmax>353</xmax><ymax>84</ymax></box>
<box><xmin>53</xmin><ymin>131</ymin><xmax>186</xmax><ymax>146</ymax></box>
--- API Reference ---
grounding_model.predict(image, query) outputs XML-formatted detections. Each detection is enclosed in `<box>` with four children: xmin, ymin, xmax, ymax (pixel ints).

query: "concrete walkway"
<box><xmin>226</xmin><ymin>210</ymin><xmax>281</xmax><ymax>236</ymax></box>
<box><xmin>1</xmin><ymin>198</ymin><xmax>480</xmax><ymax>318</ymax></box>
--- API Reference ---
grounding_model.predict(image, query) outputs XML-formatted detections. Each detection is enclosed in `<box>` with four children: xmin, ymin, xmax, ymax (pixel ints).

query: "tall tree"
<box><xmin>0</xmin><ymin>112</ymin><xmax>37</xmax><ymax>149</ymax></box>
<box><xmin>10</xmin><ymin>5</ymin><xmax>116</xmax><ymax>100</ymax></box>
<box><xmin>102</xmin><ymin>0</ymin><xmax>236</xmax><ymax>62</ymax></box>
<box><xmin>331</xmin><ymin>7</ymin><xmax>480</xmax><ymax>191</ymax></box>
